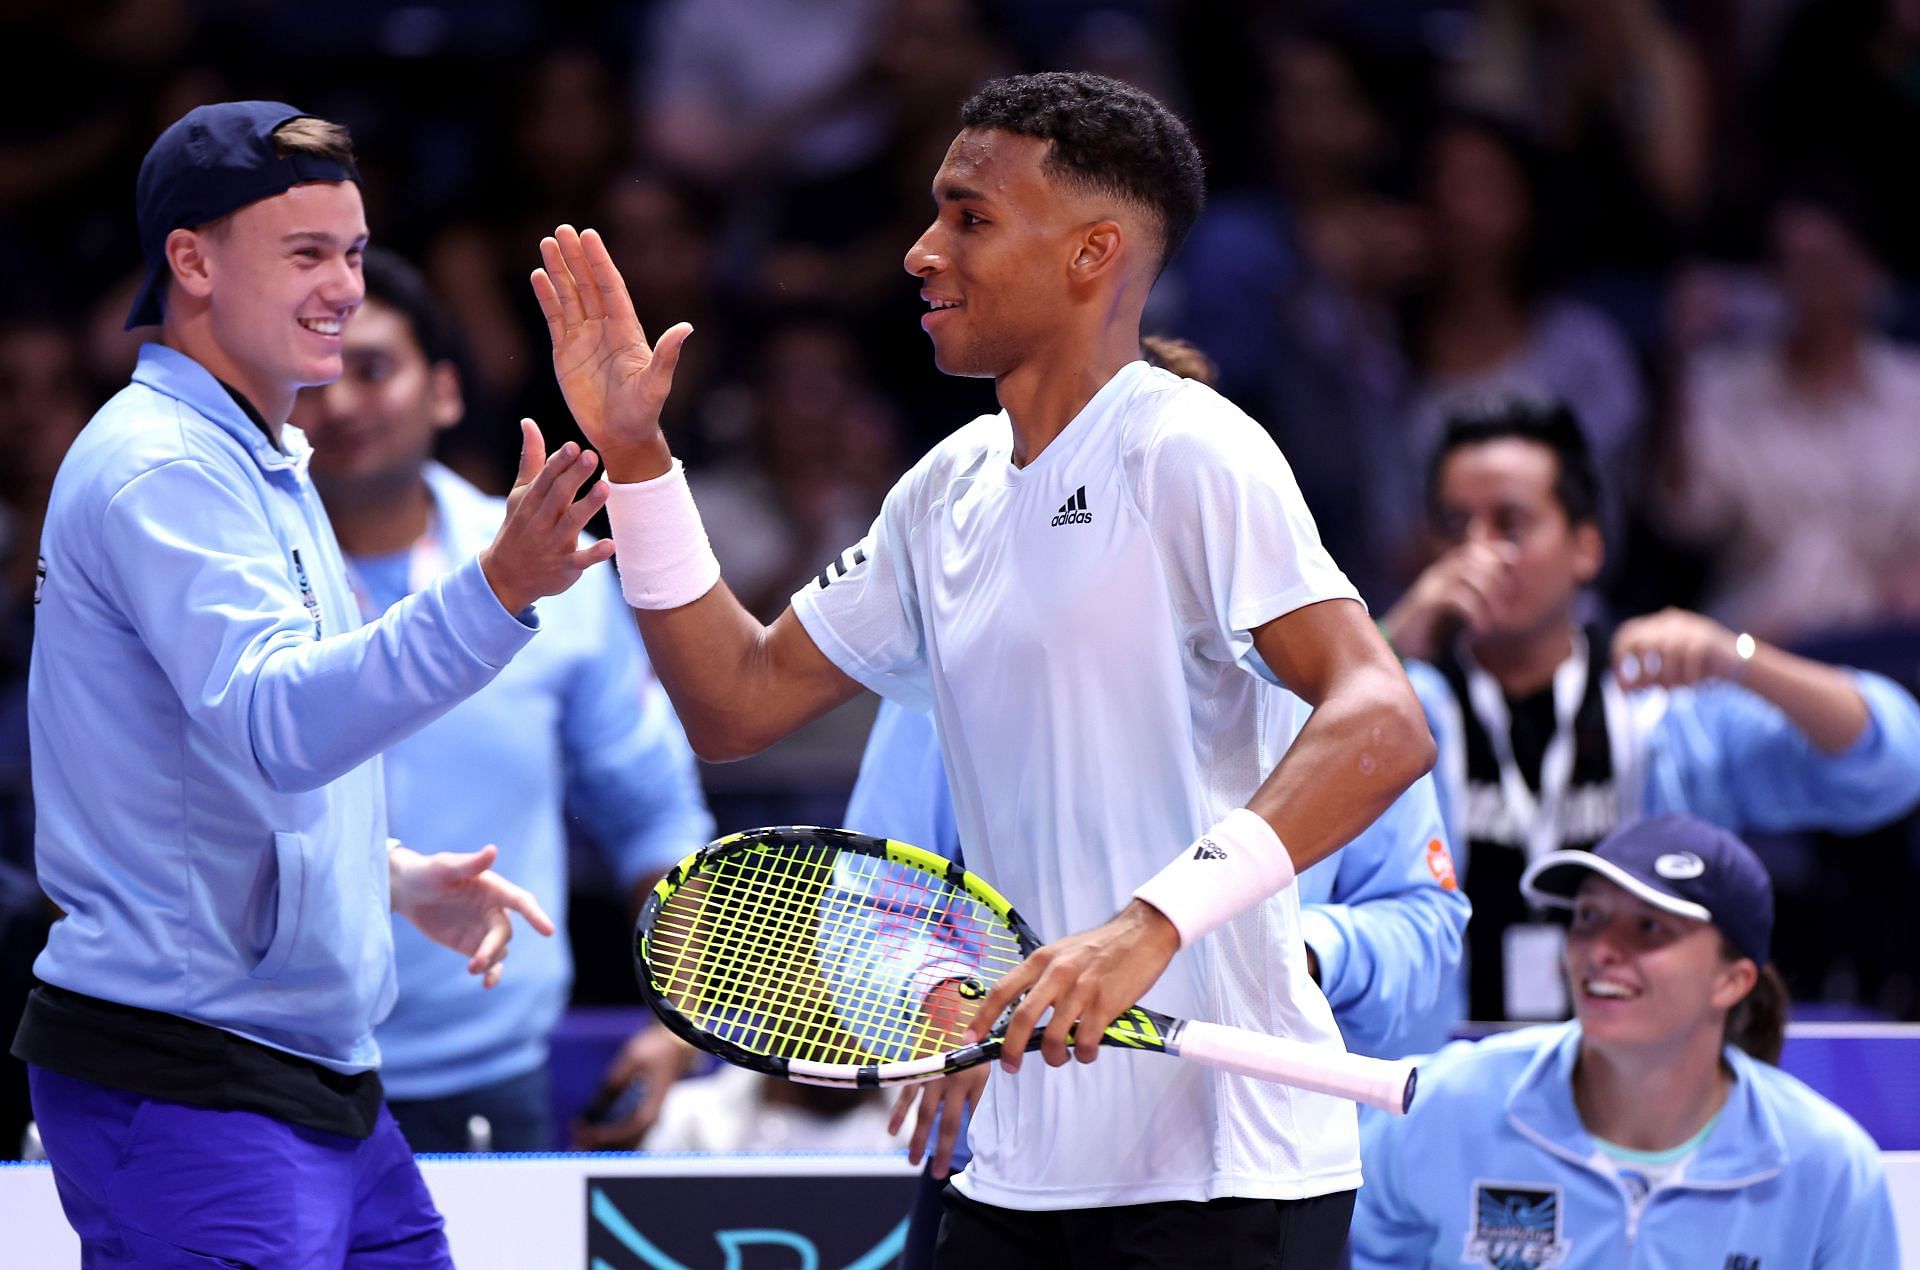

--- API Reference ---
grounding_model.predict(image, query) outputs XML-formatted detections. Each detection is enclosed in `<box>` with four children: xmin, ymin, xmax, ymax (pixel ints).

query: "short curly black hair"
<box><xmin>1430</xmin><ymin>395</ymin><xmax>1602</xmax><ymax>529</ymax></box>
<box><xmin>959</xmin><ymin>71</ymin><xmax>1205</xmax><ymax>275</ymax></box>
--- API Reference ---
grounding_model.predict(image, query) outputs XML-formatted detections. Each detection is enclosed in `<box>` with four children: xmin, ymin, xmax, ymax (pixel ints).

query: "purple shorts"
<box><xmin>28</xmin><ymin>1064</ymin><xmax>452</xmax><ymax>1268</ymax></box>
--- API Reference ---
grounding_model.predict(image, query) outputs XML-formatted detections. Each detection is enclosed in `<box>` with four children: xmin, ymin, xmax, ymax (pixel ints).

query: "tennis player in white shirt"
<box><xmin>534</xmin><ymin>71</ymin><xmax>1433</xmax><ymax>1268</ymax></box>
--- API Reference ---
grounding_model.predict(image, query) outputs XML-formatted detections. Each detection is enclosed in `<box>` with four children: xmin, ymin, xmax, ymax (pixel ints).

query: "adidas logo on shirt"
<box><xmin>1192</xmin><ymin>838</ymin><xmax>1227</xmax><ymax>860</ymax></box>
<box><xmin>1050</xmin><ymin>486</ymin><xmax>1093</xmax><ymax>527</ymax></box>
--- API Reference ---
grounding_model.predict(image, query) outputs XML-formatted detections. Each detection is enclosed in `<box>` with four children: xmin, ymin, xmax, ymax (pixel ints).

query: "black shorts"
<box><xmin>934</xmin><ymin>1183</ymin><xmax>1356</xmax><ymax>1270</ymax></box>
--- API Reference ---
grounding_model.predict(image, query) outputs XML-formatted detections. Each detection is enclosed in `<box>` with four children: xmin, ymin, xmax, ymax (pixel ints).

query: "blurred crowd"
<box><xmin>4</xmin><ymin>0</ymin><xmax>1920</xmax><ymax>1032</ymax></box>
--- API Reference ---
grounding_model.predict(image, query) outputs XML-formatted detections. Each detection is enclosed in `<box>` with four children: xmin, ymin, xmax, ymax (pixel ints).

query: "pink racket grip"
<box><xmin>1169</xmin><ymin>1021</ymin><xmax>1418</xmax><ymax>1115</ymax></box>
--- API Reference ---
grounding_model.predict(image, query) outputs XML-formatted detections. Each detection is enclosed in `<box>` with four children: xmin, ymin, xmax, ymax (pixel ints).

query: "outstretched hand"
<box><xmin>531</xmin><ymin>225</ymin><xmax>692</xmax><ymax>479</ymax></box>
<box><xmin>890</xmin><ymin>1065</ymin><xmax>988</xmax><ymax>1179</ymax></box>
<box><xmin>572</xmin><ymin>1025</ymin><xmax>702</xmax><ymax>1151</ymax></box>
<box><xmin>965</xmin><ymin>900</ymin><xmax>1180</xmax><ymax>1072</ymax></box>
<box><xmin>1612</xmin><ymin>607</ymin><xmax>1743</xmax><ymax>689</ymax></box>
<box><xmin>477</xmin><ymin>418</ymin><xmax>617</xmax><ymax>614</ymax></box>
<box><xmin>390</xmin><ymin>844</ymin><xmax>556</xmax><ymax>989</ymax></box>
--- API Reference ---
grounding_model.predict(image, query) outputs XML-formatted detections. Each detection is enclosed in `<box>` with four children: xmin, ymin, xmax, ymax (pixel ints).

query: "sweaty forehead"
<box><xmin>934</xmin><ymin>129</ymin><xmax>1059</xmax><ymax>201</ymax></box>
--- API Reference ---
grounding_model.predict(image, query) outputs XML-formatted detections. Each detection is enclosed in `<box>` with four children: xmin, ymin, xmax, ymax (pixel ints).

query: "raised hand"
<box><xmin>1379</xmin><ymin>540</ymin><xmax>1520</xmax><ymax>659</ymax></box>
<box><xmin>531</xmin><ymin>224</ymin><xmax>692</xmax><ymax>479</ymax></box>
<box><xmin>1612</xmin><ymin>607</ymin><xmax>1744</xmax><ymax>689</ymax></box>
<box><xmin>476</xmin><ymin>418</ymin><xmax>617</xmax><ymax>614</ymax></box>
<box><xmin>389</xmin><ymin>843</ymin><xmax>556</xmax><ymax>989</ymax></box>
<box><xmin>572</xmin><ymin>1025</ymin><xmax>702</xmax><ymax>1151</ymax></box>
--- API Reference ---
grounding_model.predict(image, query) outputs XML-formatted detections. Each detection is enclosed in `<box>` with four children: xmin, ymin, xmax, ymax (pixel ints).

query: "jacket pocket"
<box><xmin>250</xmin><ymin>831</ymin><xmax>306</xmax><ymax>980</ymax></box>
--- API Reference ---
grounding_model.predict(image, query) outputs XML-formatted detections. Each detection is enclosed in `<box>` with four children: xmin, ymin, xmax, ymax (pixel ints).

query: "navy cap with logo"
<box><xmin>125</xmin><ymin>101</ymin><xmax>361</xmax><ymax>331</ymax></box>
<box><xmin>1519</xmin><ymin>813</ymin><xmax>1773</xmax><ymax>965</ymax></box>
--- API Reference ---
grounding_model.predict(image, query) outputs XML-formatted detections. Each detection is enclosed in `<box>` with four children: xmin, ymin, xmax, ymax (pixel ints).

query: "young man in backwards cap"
<box><xmin>13</xmin><ymin>102</ymin><xmax>610</xmax><ymax>1265</ymax></box>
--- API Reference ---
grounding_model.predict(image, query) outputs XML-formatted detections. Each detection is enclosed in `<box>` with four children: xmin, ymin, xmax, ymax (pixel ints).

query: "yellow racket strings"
<box><xmin>646</xmin><ymin>841</ymin><xmax>1025</xmax><ymax>1066</ymax></box>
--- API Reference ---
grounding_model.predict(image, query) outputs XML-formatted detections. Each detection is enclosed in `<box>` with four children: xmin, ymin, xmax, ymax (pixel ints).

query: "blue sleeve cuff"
<box><xmin>438</xmin><ymin>556</ymin><xmax>539</xmax><ymax>668</ymax></box>
<box><xmin>1299</xmin><ymin>904</ymin><xmax>1352</xmax><ymax>1001</ymax></box>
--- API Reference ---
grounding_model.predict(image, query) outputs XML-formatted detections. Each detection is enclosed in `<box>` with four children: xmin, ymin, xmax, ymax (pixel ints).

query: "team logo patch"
<box><xmin>1426</xmin><ymin>837</ymin><xmax>1459</xmax><ymax>891</ymax></box>
<box><xmin>1464</xmin><ymin>1182</ymin><xmax>1570</xmax><ymax>1269</ymax></box>
<box><xmin>1655</xmin><ymin>851</ymin><xmax>1705</xmax><ymax>880</ymax></box>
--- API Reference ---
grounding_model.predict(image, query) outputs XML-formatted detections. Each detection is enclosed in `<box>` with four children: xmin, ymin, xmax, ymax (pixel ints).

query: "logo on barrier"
<box><xmin>589</xmin><ymin>1174</ymin><xmax>911</xmax><ymax>1270</ymax></box>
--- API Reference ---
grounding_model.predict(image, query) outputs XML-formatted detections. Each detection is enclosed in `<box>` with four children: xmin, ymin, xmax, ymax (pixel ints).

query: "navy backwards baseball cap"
<box><xmin>1520</xmin><ymin>813</ymin><xmax>1773</xmax><ymax>965</ymax></box>
<box><xmin>125</xmin><ymin>101</ymin><xmax>360</xmax><ymax>330</ymax></box>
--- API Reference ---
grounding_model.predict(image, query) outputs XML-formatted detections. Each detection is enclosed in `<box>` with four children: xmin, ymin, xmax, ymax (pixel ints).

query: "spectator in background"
<box><xmin>634</xmin><ymin>0</ymin><xmax>892</xmax><ymax>194</ymax></box>
<box><xmin>1402</xmin><ymin>115</ymin><xmax>1647</xmax><ymax>540</ymax></box>
<box><xmin>1758</xmin><ymin>0</ymin><xmax>1920</xmax><ymax>275</ymax></box>
<box><xmin>1171</xmin><ymin>25</ymin><xmax>1425</xmax><ymax>600</ymax></box>
<box><xmin>1443</xmin><ymin>0</ymin><xmax>1709</xmax><ymax>270</ymax></box>
<box><xmin>296</xmin><ymin>248</ymin><xmax>713</xmax><ymax>1152</ymax></box>
<box><xmin>1383</xmin><ymin>397</ymin><xmax>1920</xmax><ymax>1024</ymax></box>
<box><xmin>1662</xmin><ymin>190</ymin><xmax>1920</xmax><ymax>643</ymax></box>
<box><xmin>686</xmin><ymin>315</ymin><xmax>902</xmax><ymax>621</ymax></box>
<box><xmin>1351</xmin><ymin>815</ymin><xmax>1898</xmax><ymax>1268</ymax></box>
<box><xmin>643</xmin><ymin>1066</ymin><xmax>905</xmax><ymax>1154</ymax></box>
<box><xmin>0</xmin><ymin>318</ymin><xmax>92</xmax><ymax>1158</ymax></box>
<box><xmin>426</xmin><ymin>43</ymin><xmax>633</xmax><ymax>481</ymax></box>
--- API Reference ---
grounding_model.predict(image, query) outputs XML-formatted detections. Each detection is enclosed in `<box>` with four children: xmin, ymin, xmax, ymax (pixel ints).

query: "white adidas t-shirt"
<box><xmin>792</xmin><ymin>359</ymin><xmax>1365</xmax><ymax>1209</ymax></box>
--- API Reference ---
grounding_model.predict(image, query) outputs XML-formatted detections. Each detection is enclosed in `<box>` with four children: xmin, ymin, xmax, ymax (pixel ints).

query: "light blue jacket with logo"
<box><xmin>30</xmin><ymin>344</ymin><xmax>535</xmax><ymax>1073</ymax></box>
<box><xmin>1351</xmin><ymin>1022</ymin><xmax>1898</xmax><ymax>1269</ymax></box>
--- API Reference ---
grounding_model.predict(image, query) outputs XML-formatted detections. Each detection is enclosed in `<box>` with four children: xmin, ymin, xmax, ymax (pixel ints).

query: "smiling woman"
<box><xmin>1349</xmin><ymin>814</ymin><xmax>1897</xmax><ymax>1269</ymax></box>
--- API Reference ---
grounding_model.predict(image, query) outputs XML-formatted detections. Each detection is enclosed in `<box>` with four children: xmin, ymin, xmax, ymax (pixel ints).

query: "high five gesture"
<box><xmin>531</xmin><ymin>224</ymin><xmax>692</xmax><ymax>480</ymax></box>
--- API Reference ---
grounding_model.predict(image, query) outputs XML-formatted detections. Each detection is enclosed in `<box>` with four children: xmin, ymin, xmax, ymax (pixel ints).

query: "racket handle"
<box><xmin>1170</xmin><ymin>1021</ymin><xmax>1418</xmax><ymax>1115</ymax></box>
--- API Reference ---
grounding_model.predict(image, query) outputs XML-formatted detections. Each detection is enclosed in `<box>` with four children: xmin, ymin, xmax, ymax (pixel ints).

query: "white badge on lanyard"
<box><xmin>1464</xmin><ymin>631</ymin><xmax>1589</xmax><ymax>1019</ymax></box>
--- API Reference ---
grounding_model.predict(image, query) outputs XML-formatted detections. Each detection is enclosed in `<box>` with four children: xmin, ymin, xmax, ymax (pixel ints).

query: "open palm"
<box><xmin>531</xmin><ymin>224</ymin><xmax>691</xmax><ymax>462</ymax></box>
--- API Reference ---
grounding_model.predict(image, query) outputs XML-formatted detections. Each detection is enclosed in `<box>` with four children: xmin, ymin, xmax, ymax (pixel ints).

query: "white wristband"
<box><xmin>1132</xmin><ymin>809</ymin><xmax>1296</xmax><ymax>948</ymax></box>
<box><xmin>604</xmin><ymin>461</ymin><xmax>722</xmax><ymax>610</ymax></box>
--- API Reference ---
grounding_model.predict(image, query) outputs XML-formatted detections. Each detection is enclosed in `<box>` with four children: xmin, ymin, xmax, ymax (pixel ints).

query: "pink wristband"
<box><xmin>1132</xmin><ymin>809</ymin><xmax>1297</xmax><ymax>947</ymax></box>
<box><xmin>604</xmin><ymin>461</ymin><xmax>722</xmax><ymax>609</ymax></box>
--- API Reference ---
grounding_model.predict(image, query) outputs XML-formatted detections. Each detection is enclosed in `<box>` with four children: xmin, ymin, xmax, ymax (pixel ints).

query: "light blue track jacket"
<box><xmin>30</xmin><ymin>345</ymin><xmax>536</xmax><ymax>1073</ymax></box>
<box><xmin>1351</xmin><ymin>1022</ymin><xmax>1899</xmax><ymax>1269</ymax></box>
<box><xmin>370</xmin><ymin>464</ymin><xmax>713</xmax><ymax>1100</ymax></box>
<box><xmin>845</xmin><ymin>698</ymin><xmax>1469</xmax><ymax>1062</ymax></box>
<box><xmin>1408</xmin><ymin>656</ymin><xmax>1920</xmax><ymax>869</ymax></box>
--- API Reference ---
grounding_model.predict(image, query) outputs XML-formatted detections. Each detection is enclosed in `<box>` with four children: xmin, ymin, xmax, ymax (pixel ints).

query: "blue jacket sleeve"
<box><xmin>1648</xmin><ymin>671</ymin><xmax>1920</xmax><ymax>834</ymax></box>
<box><xmin>562</xmin><ymin>568</ymin><xmax>715</xmax><ymax>890</ymax></box>
<box><xmin>1349</xmin><ymin>1090</ymin><xmax>1441</xmax><ymax>1268</ymax></box>
<box><xmin>1405</xmin><ymin>660</ymin><xmax>1466</xmax><ymax>856</ymax></box>
<box><xmin>844</xmin><ymin>700</ymin><xmax>961</xmax><ymax>865</ymax></box>
<box><xmin>1298</xmin><ymin>774</ymin><xmax>1470</xmax><ymax>1058</ymax></box>
<box><xmin>101</xmin><ymin>458</ymin><xmax>533</xmax><ymax>794</ymax></box>
<box><xmin>1812</xmin><ymin>1132</ymin><xmax>1901</xmax><ymax>1268</ymax></box>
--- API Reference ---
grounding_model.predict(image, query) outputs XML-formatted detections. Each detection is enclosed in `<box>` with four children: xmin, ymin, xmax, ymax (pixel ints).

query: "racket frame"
<box><xmin>634</xmin><ymin>825</ymin><xmax>1417</xmax><ymax>1114</ymax></box>
<box><xmin>635</xmin><ymin>826</ymin><xmax>1042</xmax><ymax>1088</ymax></box>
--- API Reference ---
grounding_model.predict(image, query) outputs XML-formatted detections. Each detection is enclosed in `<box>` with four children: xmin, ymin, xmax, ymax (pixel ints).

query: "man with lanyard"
<box><xmin>16</xmin><ymin>102</ymin><xmax>611</xmax><ymax>1265</ymax></box>
<box><xmin>536</xmin><ymin>72</ymin><xmax>1433</xmax><ymax>1266</ymax></box>
<box><xmin>297</xmin><ymin>247</ymin><xmax>714</xmax><ymax>1153</ymax></box>
<box><xmin>1381</xmin><ymin>395</ymin><xmax>1920</xmax><ymax>1023</ymax></box>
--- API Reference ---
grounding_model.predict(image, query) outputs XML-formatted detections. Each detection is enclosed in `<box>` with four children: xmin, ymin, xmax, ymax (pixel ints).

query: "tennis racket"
<box><xmin>633</xmin><ymin>826</ymin><xmax>1418</xmax><ymax>1115</ymax></box>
